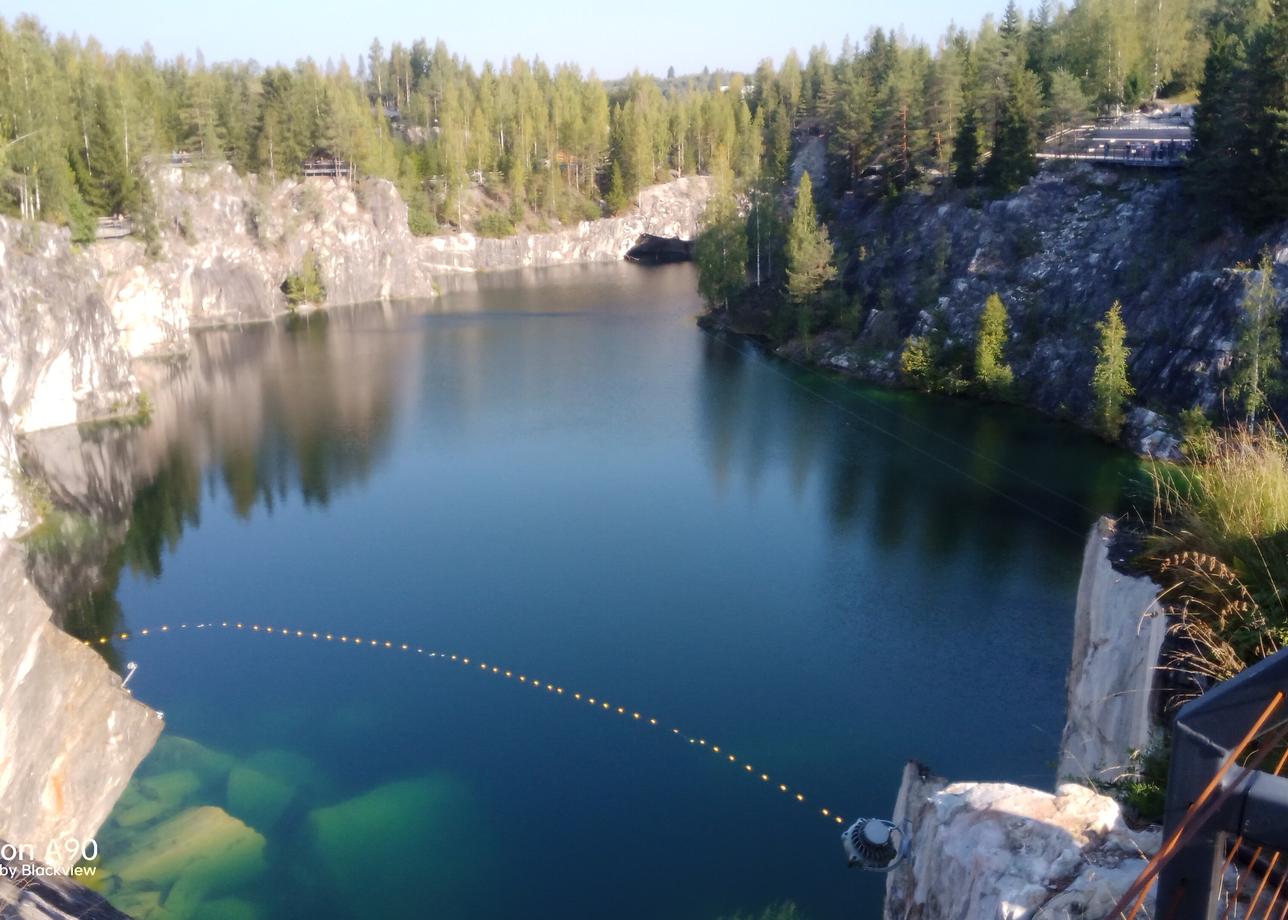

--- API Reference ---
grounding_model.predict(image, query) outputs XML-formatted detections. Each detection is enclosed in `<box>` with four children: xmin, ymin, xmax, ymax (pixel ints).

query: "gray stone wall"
<box><xmin>0</xmin><ymin>545</ymin><xmax>162</xmax><ymax>873</ymax></box>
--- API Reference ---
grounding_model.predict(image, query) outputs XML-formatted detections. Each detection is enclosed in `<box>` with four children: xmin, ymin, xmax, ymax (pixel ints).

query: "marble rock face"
<box><xmin>1059</xmin><ymin>517</ymin><xmax>1167</xmax><ymax>785</ymax></box>
<box><xmin>0</xmin><ymin>545</ymin><xmax>163</xmax><ymax>872</ymax></box>
<box><xmin>884</xmin><ymin>761</ymin><xmax>1160</xmax><ymax>920</ymax></box>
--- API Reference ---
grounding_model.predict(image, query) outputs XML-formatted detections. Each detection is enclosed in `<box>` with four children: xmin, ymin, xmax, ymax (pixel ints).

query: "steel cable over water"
<box><xmin>87</xmin><ymin>620</ymin><xmax>850</xmax><ymax>828</ymax></box>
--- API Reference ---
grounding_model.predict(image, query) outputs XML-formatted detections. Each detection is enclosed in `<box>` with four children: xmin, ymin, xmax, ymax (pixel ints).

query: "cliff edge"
<box><xmin>884</xmin><ymin>517</ymin><xmax>1170</xmax><ymax>919</ymax></box>
<box><xmin>0</xmin><ymin>544</ymin><xmax>162</xmax><ymax>873</ymax></box>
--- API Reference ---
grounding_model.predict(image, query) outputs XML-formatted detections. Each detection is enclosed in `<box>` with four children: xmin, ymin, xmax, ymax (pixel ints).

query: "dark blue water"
<box><xmin>71</xmin><ymin>263</ymin><xmax>1139</xmax><ymax>920</ymax></box>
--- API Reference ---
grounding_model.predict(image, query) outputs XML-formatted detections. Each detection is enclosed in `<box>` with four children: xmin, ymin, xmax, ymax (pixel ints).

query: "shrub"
<box><xmin>476</xmin><ymin>212</ymin><xmax>517</xmax><ymax>238</ymax></box>
<box><xmin>11</xmin><ymin>466</ymin><xmax>54</xmax><ymax>523</ymax></box>
<box><xmin>604</xmin><ymin>163</ymin><xmax>630</xmax><ymax>215</ymax></box>
<box><xmin>900</xmin><ymin>336</ymin><xmax>935</xmax><ymax>387</ymax></box>
<box><xmin>407</xmin><ymin>203</ymin><xmax>438</xmax><ymax>236</ymax></box>
<box><xmin>1117</xmin><ymin>739</ymin><xmax>1170</xmax><ymax>824</ymax></box>
<box><xmin>281</xmin><ymin>252</ymin><xmax>326</xmax><ymax>309</ymax></box>
<box><xmin>974</xmin><ymin>292</ymin><xmax>1014</xmax><ymax>397</ymax></box>
<box><xmin>1177</xmin><ymin>406</ymin><xmax>1213</xmax><ymax>456</ymax></box>
<box><xmin>68</xmin><ymin>193</ymin><xmax>96</xmax><ymax>245</ymax></box>
<box><xmin>1091</xmin><ymin>302</ymin><xmax>1133</xmax><ymax>440</ymax></box>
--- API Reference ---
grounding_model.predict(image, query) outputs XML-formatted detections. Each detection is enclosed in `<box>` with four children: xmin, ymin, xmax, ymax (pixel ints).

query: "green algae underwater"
<box><xmin>85</xmin><ymin>735</ymin><xmax>486</xmax><ymax>919</ymax></box>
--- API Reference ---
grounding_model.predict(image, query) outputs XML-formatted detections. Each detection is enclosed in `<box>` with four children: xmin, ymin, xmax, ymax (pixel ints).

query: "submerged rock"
<box><xmin>113</xmin><ymin>770</ymin><xmax>202</xmax><ymax>829</ymax></box>
<box><xmin>141</xmin><ymin>737</ymin><xmax>236</xmax><ymax>790</ymax></box>
<box><xmin>109</xmin><ymin>805</ymin><xmax>265</xmax><ymax>891</ymax></box>
<box><xmin>190</xmin><ymin>897</ymin><xmax>262</xmax><ymax>920</ymax></box>
<box><xmin>224</xmin><ymin>766</ymin><xmax>294</xmax><ymax>833</ymax></box>
<box><xmin>304</xmin><ymin>775</ymin><xmax>486</xmax><ymax>917</ymax></box>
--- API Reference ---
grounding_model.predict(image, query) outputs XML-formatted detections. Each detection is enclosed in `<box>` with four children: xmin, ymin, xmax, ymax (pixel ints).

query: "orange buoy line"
<box><xmin>86</xmin><ymin>620</ymin><xmax>846</xmax><ymax>827</ymax></box>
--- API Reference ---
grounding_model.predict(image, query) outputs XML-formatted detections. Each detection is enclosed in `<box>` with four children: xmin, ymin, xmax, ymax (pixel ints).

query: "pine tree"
<box><xmin>983</xmin><ymin>66</ymin><xmax>1042</xmax><ymax>194</ymax></box>
<box><xmin>1000</xmin><ymin>1</ymin><xmax>1025</xmax><ymax>55</ymax></box>
<box><xmin>78</xmin><ymin>84</ymin><xmax>137</xmax><ymax>216</ymax></box>
<box><xmin>830</xmin><ymin>64</ymin><xmax>874</xmax><ymax>186</ymax></box>
<box><xmin>1187</xmin><ymin>19</ymin><xmax>1249</xmax><ymax>226</ymax></box>
<box><xmin>1091</xmin><ymin>302</ymin><xmax>1135</xmax><ymax>440</ymax></box>
<box><xmin>604</xmin><ymin>162</ymin><xmax>629</xmax><ymax>215</ymax></box>
<box><xmin>694</xmin><ymin>160</ymin><xmax>747</xmax><ymax>311</ymax></box>
<box><xmin>975</xmin><ymin>292</ymin><xmax>1014</xmax><ymax>395</ymax></box>
<box><xmin>1230</xmin><ymin>252</ymin><xmax>1283</xmax><ymax>422</ymax></box>
<box><xmin>784</xmin><ymin>171</ymin><xmax>836</xmax><ymax>302</ymax></box>
<box><xmin>951</xmin><ymin>108</ymin><xmax>980</xmax><ymax>187</ymax></box>
<box><xmin>1045</xmin><ymin>69</ymin><xmax>1090</xmax><ymax>133</ymax></box>
<box><xmin>1246</xmin><ymin>0</ymin><xmax>1288</xmax><ymax>226</ymax></box>
<box><xmin>746</xmin><ymin>179</ymin><xmax>783</xmax><ymax>286</ymax></box>
<box><xmin>900</xmin><ymin>335</ymin><xmax>936</xmax><ymax>389</ymax></box>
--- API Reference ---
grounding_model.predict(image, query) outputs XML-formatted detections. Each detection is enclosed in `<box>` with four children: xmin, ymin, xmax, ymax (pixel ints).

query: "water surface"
<box><xmin>61</xmin><ymin>263</ymin><xmax>1139</xmax><ymax>919</ymax></box>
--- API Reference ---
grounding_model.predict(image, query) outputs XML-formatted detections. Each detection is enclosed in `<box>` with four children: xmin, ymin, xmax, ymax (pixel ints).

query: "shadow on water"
<box><xmin>695</xmin><ymin>332</ymin><xmax>1143</xmax><ymax>562</ymax></box>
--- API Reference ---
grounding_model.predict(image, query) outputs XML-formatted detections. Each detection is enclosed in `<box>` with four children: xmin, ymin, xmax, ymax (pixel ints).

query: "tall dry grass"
<box><xmin>1148</xmin><ymin>425</ymin><xmax>1288</xmax><ymax>686</ymax></box>
<box><xmin>1154</xmin><ymin>426</ymin><xmax>1288</xmax><ymax>553</ymax></box>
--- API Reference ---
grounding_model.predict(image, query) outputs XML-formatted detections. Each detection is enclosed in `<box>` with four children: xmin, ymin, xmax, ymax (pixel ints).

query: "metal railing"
<box><xmin>1040</xmin><ymin>117</ymin><xmax>1193</xmax><ymax>169</ymax></box>
<box><xmin>1151</xmin><ymin>648</ymin><xmax>1288</xmax><ymax>918</ymax></box>
<box><xmin>301</xmin><ymin>157</ymin><xmax>355</xmax><ymax>180</ymax></box>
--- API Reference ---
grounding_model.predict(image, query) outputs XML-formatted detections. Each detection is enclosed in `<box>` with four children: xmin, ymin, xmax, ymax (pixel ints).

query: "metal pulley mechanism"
<box><xmin>841</xmin><ymin>817</ymin><xmax>910</xmax><ymax>871</ymax></box>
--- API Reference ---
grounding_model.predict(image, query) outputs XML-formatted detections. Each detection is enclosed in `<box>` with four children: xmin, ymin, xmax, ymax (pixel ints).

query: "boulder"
<box><xmin>304</xmin><ymin>775</ymin><xmax>485</xmax><ymax>918</ymax></box>
<box><xmin>884</xmin><ymin>762</ymin><xmax>1160</xmax><ymax>920</ymax></box>
<box><xmin>109</xmin><ymin>805</ymin><xmax>265</xmax><ymax>894</ymax></box>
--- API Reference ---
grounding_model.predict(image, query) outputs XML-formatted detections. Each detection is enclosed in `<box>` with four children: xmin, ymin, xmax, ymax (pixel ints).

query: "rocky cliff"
<box><xmin>415</xmin><ymin>178</ymin><xmax>711</xmax><ymax>273</ymax></box>
<box><xmin>883</xmin><ymin>518</ymin><xmax>1171</xmax><ymax>919</ymax></box>
<box><xmin>0</xmin><ymin>219</ymin><xmax>137</xmax><ymax>538</ymax></box>
<box><xmin>884</xmin><ymin>762</ymin><xmax>1160</xmax><ymax>920</ymax></box>
<box><xmin>0</xmin><ymin>169</ymin><xmax>710</xmax><ymax>539</ymax></box>
<box><xmin>0</xmin><ymin>544</ymin><xmax>162</xmax><ymax>873</ymax></box>
<box><xmin>93</xmin><ymin>167</ymin><xmax>710</xmax><ymax>358</ymax></box>
<box><xmin>730</xmin><ymin>161</ymin><xmax>1288</xmax><ymax>451</ymax></box>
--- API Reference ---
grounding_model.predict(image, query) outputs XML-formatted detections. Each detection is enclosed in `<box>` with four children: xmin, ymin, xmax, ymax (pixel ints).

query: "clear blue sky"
<box><xmin>7</xmin><ymin>0</ymin><xmax>1015</xmax><ymax>79</ymax></box>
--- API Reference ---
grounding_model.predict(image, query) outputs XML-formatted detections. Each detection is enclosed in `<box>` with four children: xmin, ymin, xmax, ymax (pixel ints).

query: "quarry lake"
<box><xmin>59</xmin><ymin>263</ymin><xmax>1140</xmax><ymax>919</ymax></box>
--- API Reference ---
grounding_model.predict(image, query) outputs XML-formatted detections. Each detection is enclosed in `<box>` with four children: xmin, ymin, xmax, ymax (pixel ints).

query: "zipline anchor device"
<box><xmin>842</xmin><ymin>817</ymin><xmax>909</xmax><ymax>872</ymax></box>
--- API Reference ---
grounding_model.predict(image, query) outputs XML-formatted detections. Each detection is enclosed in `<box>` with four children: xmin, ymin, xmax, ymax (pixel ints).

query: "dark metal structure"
<box><xmin>1155</xmin><ymin>648</ymin><xmax>1288</xmax><ymax>918</ymax></box>
<box><xmin>301</xmin><ymin>153</ymin><xmax>354</xmax><ymax>180</ymax></box>
<box><xmin>1040</xmin><ymin>113</ymin><xmax>1193</xmax><ymax>168</ymax></box>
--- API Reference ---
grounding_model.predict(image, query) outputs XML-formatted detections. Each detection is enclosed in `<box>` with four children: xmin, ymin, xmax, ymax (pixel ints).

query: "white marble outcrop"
<box><xmin>1059</xmin><ymin>517</ymin><xmax>1167</xmax><ymax>783</ymax></box>
<box><xmin>0</xmin><ymin>168</ymin><xmax>711</xmax><ymax>539</ymax></box>
<box><xmin>884</xmin><ymin>762</ymin><xmax>1160</xmax><ymax>920</ymax></box>
<box><xmin>0</xmin><ymin>545</ymin><xmax>162</xmax><ymax>871</ymax></box>
<box><xmin>884</xmin><ymin>518</ymin><xmax>1172</xmax><ymax>919</ymax></box>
